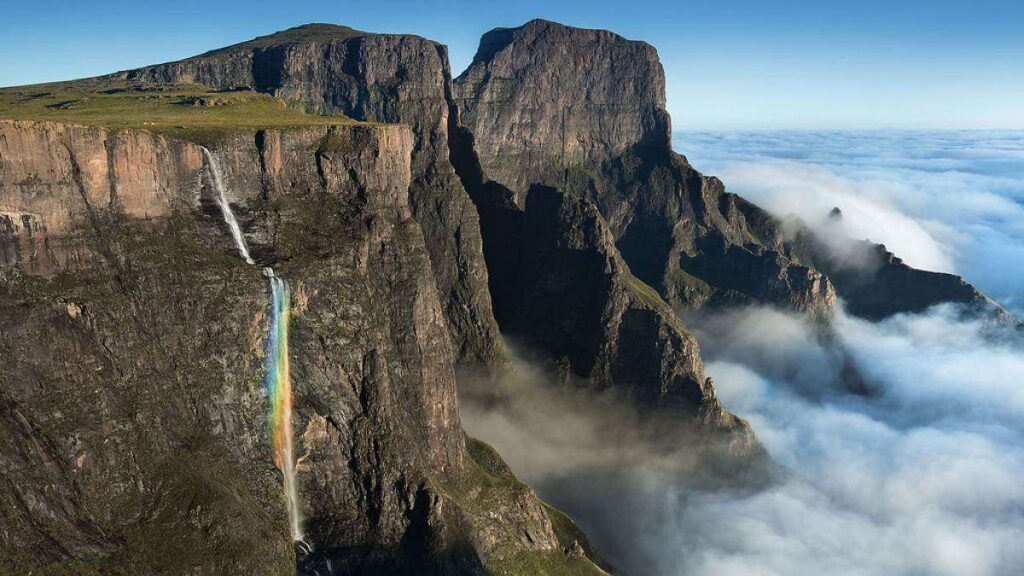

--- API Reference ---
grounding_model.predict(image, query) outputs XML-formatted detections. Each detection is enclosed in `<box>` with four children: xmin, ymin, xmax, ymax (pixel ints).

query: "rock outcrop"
<box><xmin>802</xmin><ymin>225</ymin><xmax>1014</xmax><ymax>322</ymax></box>
<box><xmin>449</xmin><ymin>20</ymin><xmax>826</xmax><ymax>432</ymax></box>
<box><xmin>0</xmin><ymin>119</ymin><xmax>603</xmax><ymax>574</ymax></box>
<box><xmin>453</xmin><ymin>20</ymin><xmax>670</xmax><ymax>203</ymax></box>
<box><xmin>118</xmin><ymin>24</ymin><xmax>504</xmax><ymax>368</ymax></box>
<box><xmin>453</xmin><ymin>20</ymin><xmax>836</xmax><ymax>321</ymax></box>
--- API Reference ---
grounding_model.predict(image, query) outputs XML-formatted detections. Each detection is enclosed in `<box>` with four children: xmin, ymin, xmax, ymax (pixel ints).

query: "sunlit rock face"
<box><xmin>120</xmin><ymin>23</ymin><xmax>504</xmax><ymax>368</ymax></box>
<box><xmin>453</xmin><ymin>19</ymin><xmax>672</xmax><ymax>206</ymax></box>
<box><xmin>0</xmin><ymin>121</ymin><xmax>580</xmax><ymax>574</ymax></box>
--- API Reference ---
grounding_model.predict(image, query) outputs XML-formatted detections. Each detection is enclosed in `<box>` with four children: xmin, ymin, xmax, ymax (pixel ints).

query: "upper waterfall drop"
<box><xmin>201</xmin><ymin>146</ymin><xmax>255</xmax><ymax>265</ymax></box>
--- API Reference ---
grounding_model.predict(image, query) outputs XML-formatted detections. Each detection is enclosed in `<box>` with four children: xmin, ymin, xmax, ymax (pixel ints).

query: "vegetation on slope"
<box><xmin>450</xmin><ymin>436</ymin><xmax>610</xmax><ymax>576</ymax></box>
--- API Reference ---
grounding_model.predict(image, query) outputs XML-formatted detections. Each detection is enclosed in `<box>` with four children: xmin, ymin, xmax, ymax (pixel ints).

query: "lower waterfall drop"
<box><xmin>264</xmin><ymin>269</ymin><xmax>305</xmax><ymax>543</ymax></box>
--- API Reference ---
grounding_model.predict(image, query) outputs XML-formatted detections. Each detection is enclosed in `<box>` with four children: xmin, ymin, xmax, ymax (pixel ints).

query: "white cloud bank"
<box><xmin>462</xmin><ymin>307</ymin><xmax>1024</xmax><ymax>576</ymax></box>
<box><xmin>682</xmin><ymin>305</ymin><xmax>1024</xmax><ymax>576</ymax></box>
<box><xmin>678</xmin><ymin>130</ymin><xmax>1024</xmax><ymax>314</ymax></box>
<box><xmin>459</xmin><ymin>132</ymin><xmax>1024</xmax><ymax>576</ymax></box>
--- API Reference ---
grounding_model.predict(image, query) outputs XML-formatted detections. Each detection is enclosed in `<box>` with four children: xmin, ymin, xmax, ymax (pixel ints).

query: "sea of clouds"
<box><xmin>461</xmin><ymin>131</ymin><xmax>1024</xmax><ymax>576</ymax></box>
<box><xmin>679</xmin><ymin>130</ymin><xmax>1024</xmax><ymax>315</ymax></box>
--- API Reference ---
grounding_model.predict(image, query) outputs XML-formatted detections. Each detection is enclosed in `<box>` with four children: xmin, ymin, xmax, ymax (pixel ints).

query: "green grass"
<box><xmin>487</xmin><ymin>551</ymin><xmax>609</xmax><ymax>576</ymax></box>
<box><xmin>625</xmin><ymin>272</ymin><xmax>666</xmax><ymax>310</ymax></box>
<box><xmin>449</xmin><ymin>437</ymin><xmax>609</xmax><ymax>576</ymax></box>
<box><xmin>0</xmin><ymin>81</ymin><xmax>364</xmax><ymax>140</ymax></box>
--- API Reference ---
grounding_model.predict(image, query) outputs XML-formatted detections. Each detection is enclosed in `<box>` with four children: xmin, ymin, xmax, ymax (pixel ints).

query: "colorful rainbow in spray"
<box><xmin>265</xmin><ymin>273</ymin><xmax>304</xmax><ymax>542</ymax></box>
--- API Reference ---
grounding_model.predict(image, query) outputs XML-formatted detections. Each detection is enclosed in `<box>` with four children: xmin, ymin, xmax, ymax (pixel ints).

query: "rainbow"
<box><xmin>265</xmin><ymin>274</ymin><xmax>304</xmax><ymax>542</ymax></box>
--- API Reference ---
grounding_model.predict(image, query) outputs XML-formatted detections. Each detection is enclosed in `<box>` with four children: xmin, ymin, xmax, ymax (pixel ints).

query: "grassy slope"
<box><xmin>0</xmin><ymin>81</ymin><xmax>362</xmax><ymax>141</ymax></box>
<box><xmin>456</xmin><ymin>436</ymin><xmax>610</xmax><ymax>576</ymax></box>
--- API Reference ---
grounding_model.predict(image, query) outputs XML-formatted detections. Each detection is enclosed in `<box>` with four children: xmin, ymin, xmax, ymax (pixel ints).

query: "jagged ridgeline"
<box><xmin>0</xmin><ymin>19</ymin><xmax>1012</xmax><ymax>576</ymax></box>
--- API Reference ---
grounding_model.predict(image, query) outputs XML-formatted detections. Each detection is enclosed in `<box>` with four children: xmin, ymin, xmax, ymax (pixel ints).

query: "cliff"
<box><xmin>115</xmin><ymin>23</ymin><xmax>504</xmax><ymax>368</ymax></box>
<box><xmin>454</xmin><ymin>20</ymin><xmax>671</xmax><ymax>201</ymax></box>
<box><xmin>453</xmin><ymin>19</ymin><xmax>837</xmax><ymax>319</ymax></box>
<box><xmin>447</xmin><ymin>20</ymin><xmax>827</xmax><ymax>436</ymax></box>
<box><xmin>5</xmin><ymin>16</ymin><xmax>1007</xmax><ymax>576</ymax></box>
<box><xmin>0</xmin><ymin>118</ymin><xmax>604</xmax><ymax>574</ymax></box>
<box><xmin>110</xmin><ymin>18</ymin><xmax>760</xmax><ymax>443</ymax></box>
<box><xmin>799</xmin><ymin>216</ymin><xmax>1014</xmax><ymax>322</ymax></box>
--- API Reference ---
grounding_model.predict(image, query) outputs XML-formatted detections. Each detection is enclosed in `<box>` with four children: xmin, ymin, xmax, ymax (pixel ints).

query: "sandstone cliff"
<box><xmin>117</xmin><ymin>24</ymin><xmax>504</xmax><ymax>368</ymax></box>
<box><xmin>0</xmin><ymin>119</ymin><xmax>603</xmax><ymax>574</ymax></box>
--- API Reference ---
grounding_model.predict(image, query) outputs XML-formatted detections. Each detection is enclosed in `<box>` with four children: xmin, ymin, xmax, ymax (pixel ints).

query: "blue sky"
<box><xmin>2</xmin><ymin>0</ymin><xmax>1023</xmax><ymax>129</ymax></box>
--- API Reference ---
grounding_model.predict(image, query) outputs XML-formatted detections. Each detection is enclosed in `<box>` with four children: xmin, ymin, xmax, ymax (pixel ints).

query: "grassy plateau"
<box><xmin>0</xmin><ymin>81</ymin><xmax>359</xmax><ymax>139</ymax></box>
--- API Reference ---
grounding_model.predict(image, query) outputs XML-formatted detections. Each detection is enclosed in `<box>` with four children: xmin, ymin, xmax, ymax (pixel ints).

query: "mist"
<box><xmin>460</xmin><ymin>306</ymin><xmax>1024</xmax><ymax>575</ymax></box>
<box><xmin>460</xmin><ymin>131</ymin><xmax>1024</xmax><ymax>575</ymax></box>
<box><xmin>679</xmin><ymin>131</ymin><xmax>1024</xmax><ymax>315</ymax></box>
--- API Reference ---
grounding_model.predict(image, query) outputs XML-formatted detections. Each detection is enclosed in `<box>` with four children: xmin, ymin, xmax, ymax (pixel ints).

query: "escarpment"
<box><xmin>452</xmin><ymin>18</ymin><xmax>1008</xmax><ymax>331</ymax></box>
<box><xmin>110</xmin><ymin>21</ymin><xmax>765</xmax><ymax>433</ymax></box>
<box><xmin>6</xmin><ymin>16</ymin><xmax>1009</xmax><ymax>576</ymax></box>
<box><xmin>0</xmin><ymin>118</ymin><xmax>605</xmax><ymax>574</ymax></box>
<box><xmin>447</xmin><ymin>20</ymin><xmax>821</xmax><ymax>436</ymax></box>
<box><xmin>116</xmin><ymin>23</ymin><xmax>503</xmax><ymax>368</ymax></box>
<box><xmin>797</xmin><ymin>212</ymin><xmax>1016</xmax><ymax>323</ymax></box>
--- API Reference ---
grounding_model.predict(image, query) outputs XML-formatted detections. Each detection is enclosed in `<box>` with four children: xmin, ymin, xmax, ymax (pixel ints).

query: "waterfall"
<box><xmin>201</xmin><ymin>146</ymin><xmax>305</xmax><ymax>543</ymax></box>
<box><xmin>265</xmin><ymin>272</ymin><xmax>304</xmax><ymax>542</ymax></box>
<box><xmin>201</xmin><ymin>146</ymin><xmax>254</xmax><ymax>265</ymax></box>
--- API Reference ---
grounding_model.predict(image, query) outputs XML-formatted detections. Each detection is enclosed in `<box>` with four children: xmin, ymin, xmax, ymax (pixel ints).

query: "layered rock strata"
<box><xmin>0</xmin><ymin>119</ymin><xmax>603</xmax><ymax>574</ymax></box>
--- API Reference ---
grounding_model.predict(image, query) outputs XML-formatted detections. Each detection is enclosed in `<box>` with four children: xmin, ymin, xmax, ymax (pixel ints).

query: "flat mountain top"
<box><xmin>0</xmin><ymin>81</ymin><xmax>361</xmax><ymax>139</ymax></box>
<box><xmin>193</xmin><ymin>23</ymin><xmax>368</xmax><ymax>59</ymax></box>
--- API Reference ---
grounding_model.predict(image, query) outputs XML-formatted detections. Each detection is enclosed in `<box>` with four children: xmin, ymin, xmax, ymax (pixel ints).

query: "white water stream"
<box><xmin>201</xmin><ymin>146</ymin><xmax>305</xmax><ymax>544</ymax></box>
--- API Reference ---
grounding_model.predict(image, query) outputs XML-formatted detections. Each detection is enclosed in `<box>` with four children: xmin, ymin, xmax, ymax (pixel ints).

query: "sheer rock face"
<box><xmin>448</xmin><ymin>20</ymin><xmax>826</xmax><ymax>432</ymax></box>
<box><xmin>453</xmin><ymin>19</ymin><xmax>671</xmax><ymax>205</ymax></box>
<box><xmin>0</xmin><ymin>120</ymin><xmax>193</xmax><ymax>277</ymax></box>
<box><xmin>120</xmin><ymin>23</ymin><xmax>503</xmax><ymax>367</ymax></box>
<box><xmin>453</xmin><ymin>19</ymin><xmax>837</xmax><ymax>318</ymax></box>
<box><xmin>0</xmin><ymin>121</ymin><xmax>576</xmax><ymax>573</ymax></box>
<box><xmin>502</xmin><ymin>184</ymin><xmax>708</xmax><ymax>405</ymax></box>
<box><xmin>450</xmin><ymin>133</ymin><xmax>755</xmax><ymax>440</ymax></box>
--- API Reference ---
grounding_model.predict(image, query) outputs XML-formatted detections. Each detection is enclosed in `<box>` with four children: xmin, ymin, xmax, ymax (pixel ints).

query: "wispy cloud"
<box><xmin>678</xmin><ymin>131</ymin><xmax>1024</xmax><ymax>314</ymax></box>
<box><xmin>462</xmin><ymin>306</ymin><xmax>1024</xmax><ymax>576</ymax></box>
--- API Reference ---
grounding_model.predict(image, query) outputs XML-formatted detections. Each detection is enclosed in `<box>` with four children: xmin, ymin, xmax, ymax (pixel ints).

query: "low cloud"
<box><xmin>459</xmin><ymin>132</ymin><xmax>1024</xmax><ymax>575</ymax></box>
<box><xmin>679</xmin><ymin>305</ymin><xmax>1024</xmax><ymax>576</ymax></box>
<box><xmin>461</xmin><ymin>306</ymin><xmax>1024</xmax><ymax>576</ymax></box>
<box><xmin>677</xmin><ymin>131</ymin><xmax>1024</xmax><ymax>314</ymax></box>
